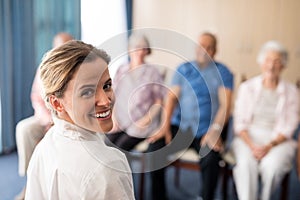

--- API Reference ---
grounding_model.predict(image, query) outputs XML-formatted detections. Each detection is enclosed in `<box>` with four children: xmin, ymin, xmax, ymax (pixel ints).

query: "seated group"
<box><xmin>16</xmin><ymin>31</ymin><xmax>299</xmax><ymax>200</ymax></box>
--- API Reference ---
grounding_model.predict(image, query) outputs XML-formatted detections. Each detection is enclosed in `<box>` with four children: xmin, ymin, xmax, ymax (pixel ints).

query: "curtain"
<box><xmin>0</xmin><ymin>0</ymin><xmax>80</xmax><ymax>154</ymax></box>
<box><xmin>34</xmin><ymin>0</ymin><xmax>81</xmax><ymax>66</ymax></box>
<box><xmin>126</xmin><ymin>0</ymin><xmax>133</xmax><ymax>34</ymax></box>
<box><xmin>0</xmin><ymin>0</ymin><xmax>36</xmax><ymax>154</ymax></box>
<box><xmin>0</xmin><ymin>89</ymin><xmax>2</xmax><ymax>151</ymax></box>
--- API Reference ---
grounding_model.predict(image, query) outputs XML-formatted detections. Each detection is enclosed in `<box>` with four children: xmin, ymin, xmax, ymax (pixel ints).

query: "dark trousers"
<box><xmin>106</xmin><ymin>131</ymin><xmax>144</xmax><ymax>151</ymax></box>
<box><xmin>148</xmin><ymin>125</ymin><xmax>222</xmax><ymax>200</ymax></box>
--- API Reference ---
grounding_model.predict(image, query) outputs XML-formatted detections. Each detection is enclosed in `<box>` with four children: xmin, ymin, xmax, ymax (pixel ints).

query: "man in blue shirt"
<box><xmin>148</xmin><ymin>32</ymin><xmax>234</xmax><ymax>200</ymax></box>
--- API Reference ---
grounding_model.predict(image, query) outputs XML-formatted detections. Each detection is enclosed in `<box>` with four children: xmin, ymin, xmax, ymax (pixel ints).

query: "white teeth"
<box><xmin>95</xmin><ymin>110</ymin><xmax>110</xmax><ymax>118</ymax></box>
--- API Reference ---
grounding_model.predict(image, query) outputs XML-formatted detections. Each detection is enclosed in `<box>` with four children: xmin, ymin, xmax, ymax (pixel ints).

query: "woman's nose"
<box><xmin>95</xmin><ymin>90</ymin><xmax>111</xmax><ymax>107</ymax></box>
<box><xmin>265</xmin><ymin>60</ymin><xmax>276</xmax><ymax>69</ymax></box>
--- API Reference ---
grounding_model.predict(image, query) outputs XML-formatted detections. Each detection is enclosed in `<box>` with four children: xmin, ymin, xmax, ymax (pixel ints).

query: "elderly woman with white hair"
<box><xmin>231</xmin><ymin>41</ymin><xmax>299</xmax><ymax>200</ymax></box>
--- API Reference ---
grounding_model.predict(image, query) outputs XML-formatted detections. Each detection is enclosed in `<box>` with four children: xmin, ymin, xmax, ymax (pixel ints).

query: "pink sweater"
<box><xmin>30</xmin><ymin>68</ymin><xmax>52</xmax><ymax>126</ymax></box>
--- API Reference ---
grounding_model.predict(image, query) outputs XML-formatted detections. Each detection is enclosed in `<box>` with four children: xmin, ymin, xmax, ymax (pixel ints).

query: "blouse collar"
<box><xmin>52</xmin><ymin>117</ymin><xmax>103</xmax><ymax>142</ymax></box>
<box><xmin>255</xmin><ymin>75</ymin><xmax>285</xmax><ymax>95</ymax></box>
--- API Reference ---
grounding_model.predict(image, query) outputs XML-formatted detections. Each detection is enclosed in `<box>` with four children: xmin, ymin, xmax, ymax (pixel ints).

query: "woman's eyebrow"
<box><xmin>79</xmin><ymin>84</ymin><xmax>96</xmax><ymax>90</ymax></box>
<box><xmin>105</xmin><ymin>78</ymin><xmax>112</xmax><ymax>84</ymax></box>
<box><xmin>78</xmin><ymin>77</ymin><xmax>111</xmax><ymax>89</ymax></box>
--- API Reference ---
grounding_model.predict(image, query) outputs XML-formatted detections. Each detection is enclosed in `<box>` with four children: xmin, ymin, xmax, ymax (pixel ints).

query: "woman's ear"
<box><xmin>49</xmin><ymin>95</ymin><xmax>64</xmax><ymax>113</ymax></box>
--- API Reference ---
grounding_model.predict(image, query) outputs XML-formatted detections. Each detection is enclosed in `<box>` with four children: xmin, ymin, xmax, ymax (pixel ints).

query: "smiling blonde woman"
<box><xmin>25</xmin><ymin>40</ymin><xmax>135</xmax><ymax>200</ymax></box>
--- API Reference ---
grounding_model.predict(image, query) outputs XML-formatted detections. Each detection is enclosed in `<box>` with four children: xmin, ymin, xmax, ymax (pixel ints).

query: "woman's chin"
<box><xmin>98</xmin><ymin>122</ymin><xmax>113</xmax><ymax>133</ymax></box>
<box><xmin>264</xmin><ymin>72</ymin><xmax>279</xmax><ymax>79</ymax></box>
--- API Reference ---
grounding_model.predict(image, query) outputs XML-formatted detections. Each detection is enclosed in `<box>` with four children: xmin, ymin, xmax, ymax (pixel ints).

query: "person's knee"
<box><xmin>238</xmin><ymin>157</ymin><xmax>256</xmax><ymax>168</ymax></box>
<box><xmin>16</xmin><ymin>119</ymin><xmax>32</xmax><ymax>140</ymax></box>
<box><xmin>16</xmin><ymin>117</ymin><xmax>43</xmax><ymax>142</ymax></box>
<box><xmin>260</xmin><ymin>160</ymin><xmax>284</xmax><ymax>179</ymax></box>
<box><xmin>200</xmin><ymin>150</ymin><xmax>220</xmax><ymax>169</ymax></box>
<box><xmin>18</xmin><ymin>116</ymin><xmax>38</xmax><ymax>129</ymax></box>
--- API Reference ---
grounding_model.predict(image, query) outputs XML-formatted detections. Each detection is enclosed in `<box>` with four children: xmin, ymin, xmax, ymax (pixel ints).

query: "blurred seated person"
<box><xmin>231</xmin><ymin>41</ymin><xmax>299</xmax><ymax>200</ymax></box>
<box><xmin>296</xmin><ymin>80</ymin><xmax>300</xmax><ymax>180</ymax></box>
<box><xmin>106</xmin><ymin>33</ymin><xmax>165</xmax><ymax>151</ymax></box>
<box><xmin>15</xmin><ymin>32</ymin><xmax>73</xmax><ymax>200</ymax></box>
<box><xmin>147</xmin><ymin>32</ymin><xmax>234</xmax><ymax>200</ymax></box>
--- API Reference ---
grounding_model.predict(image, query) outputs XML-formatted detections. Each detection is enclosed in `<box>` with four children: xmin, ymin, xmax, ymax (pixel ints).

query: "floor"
<box><xmin>1</xmin><ymin>151</ymin><xmax>300</xmax><ymax>200</ymax></box>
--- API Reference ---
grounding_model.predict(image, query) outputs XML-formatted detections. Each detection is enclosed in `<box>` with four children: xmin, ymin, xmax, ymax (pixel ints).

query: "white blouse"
<box><xmin>252</xmin><ymin>87</ymin><xmax>279</xmax><ymax>130</ymax></box>
<box><xmin>234</xmin><ymin>75</ymin><xmax>299</xmax><ymax>139</ymax></box>
<box><xmin>25</xmin><ymin>117</ymin><xmax>135</xmax><ymax>200</ymax></box>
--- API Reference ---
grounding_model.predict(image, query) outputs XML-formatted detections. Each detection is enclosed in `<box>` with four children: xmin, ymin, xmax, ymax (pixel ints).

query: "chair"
<box><xmin>128</xmin><ymin>140</ymin><xmax>149</xmax><ymax>200</ymax></box>
<box><xmin>221</xmin><ymin>116</ymin><xmax>290</xmax><ymax>200</ymax></box>
<box><xmin>221</xmin><ymin>153</ymin><xmax>291</xmax><ymax>200</ymax></box>
<box><xmin>170</xmin><ymin>147</ymin><xmax>291</xmax><ymax>200</ymax></box>
<box><xmin>169</xmin><ymin>148</ymin><xmax>235</xmax><ymax>192</ymax></box>
<box><xmin>168</xmin><ymin>148</ymin><xmax>200</xmax><ymax>188</ymax></box>
<box><xmin>169</xmin><ymin>120</ymin><xmax>232</xmax><ymax>189</ymax></box>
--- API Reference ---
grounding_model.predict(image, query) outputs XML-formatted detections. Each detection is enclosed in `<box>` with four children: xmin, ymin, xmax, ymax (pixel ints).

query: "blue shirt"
<box><xmin>171</xmin><ymin>61</ymin><xmax>233</xmax><ymax>138</ymax></box>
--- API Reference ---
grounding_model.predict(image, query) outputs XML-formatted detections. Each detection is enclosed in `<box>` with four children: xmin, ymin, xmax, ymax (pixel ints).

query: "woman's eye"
<box><xmin>103</xmin><ymin>83</ymin><xmax>112</xmax><ymax>91</ymax></box>
<box><xmin>81</xmin><ymin>89</ymin><xmax>95</xmax><ymax>97</ymax></box>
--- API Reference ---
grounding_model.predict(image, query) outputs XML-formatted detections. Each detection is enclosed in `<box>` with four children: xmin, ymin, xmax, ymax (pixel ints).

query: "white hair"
<box><xmin>256</xmin><ymin>40</ymin><xmax>288</xmax><ymax>66</ymax></box>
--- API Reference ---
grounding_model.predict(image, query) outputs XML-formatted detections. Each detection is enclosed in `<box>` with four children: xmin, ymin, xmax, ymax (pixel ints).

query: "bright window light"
<box><xmin>81</xmin><ymin>0</ymin><xmax>128</xmax><ymax>78</ymax></box>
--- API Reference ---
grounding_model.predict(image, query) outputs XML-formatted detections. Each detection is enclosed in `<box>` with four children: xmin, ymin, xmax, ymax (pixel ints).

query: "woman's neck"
<box><xmin>130</xmin><ymin>59</ymin><xmax>144</xmax><ymax>69</ymax></box>
<box><xmin>263</xmin><ymin>77</ymin><xmax>279</xmax><ymax>89</ymax></box>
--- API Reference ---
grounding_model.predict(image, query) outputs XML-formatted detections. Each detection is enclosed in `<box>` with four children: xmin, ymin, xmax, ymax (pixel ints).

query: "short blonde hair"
<box><xmin>39</xmin><ymin>40</ymin><xmax>110</xmax><ymax>113</ymax></box>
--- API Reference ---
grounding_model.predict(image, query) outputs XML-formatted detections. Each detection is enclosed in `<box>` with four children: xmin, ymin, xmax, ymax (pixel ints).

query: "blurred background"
<box><xmin>1</xmin><ymin>0</ymin><xmax>300</xmax><ymax>199</ymax></box>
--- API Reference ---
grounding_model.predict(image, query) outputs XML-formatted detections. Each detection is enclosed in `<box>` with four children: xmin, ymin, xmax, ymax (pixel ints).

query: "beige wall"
<box><xmin>133</xmin><ymin>0</ymin><xmax>300</xmax><ymax>85</ymax></box>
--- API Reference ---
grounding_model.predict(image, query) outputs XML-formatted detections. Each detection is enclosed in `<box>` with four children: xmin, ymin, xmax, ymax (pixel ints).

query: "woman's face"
<box><xmin>55</xmin><ymin>57</ymin><xmax>114</xmax><ymax>133</ymax></box>
<box><xmin>261</xmin><ymin>50</ymin><xmax>284</xmax><ymax>80</ymax></box>
<box><xmin>129</xmin><ymin>46</ymin><xmax>148</xmax><ymax>61</ymax></box>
